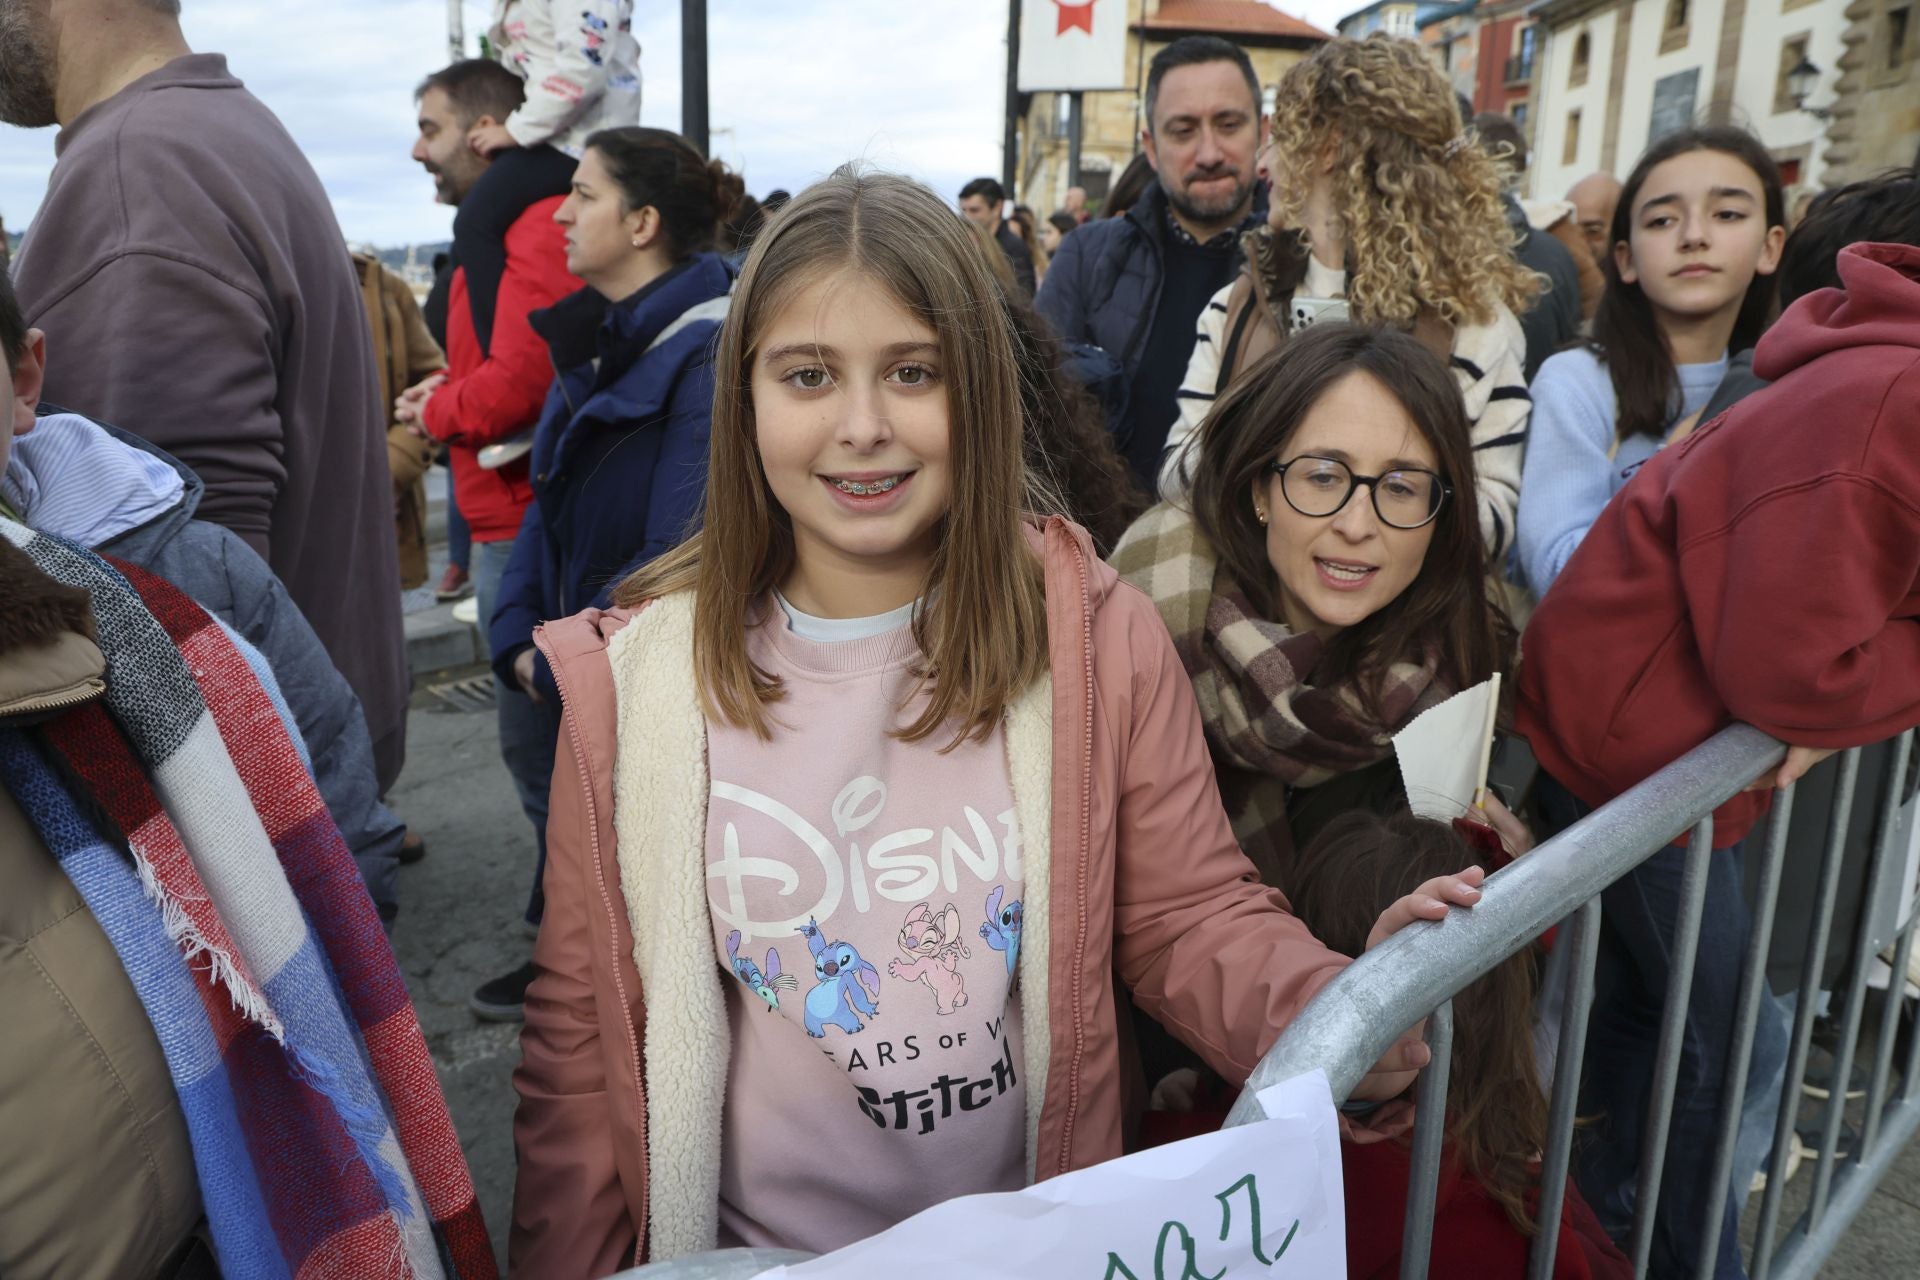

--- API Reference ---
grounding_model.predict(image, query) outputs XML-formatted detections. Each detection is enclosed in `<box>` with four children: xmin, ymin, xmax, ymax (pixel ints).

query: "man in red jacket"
<box><xmin>1517</xmin><ymin>240</ymin><xmax>1920</xmax><ymax>1276</ymax></box>
<box><xmin>400</xmin><ymin>59</ymin><xmax>580</xmax><ymax>1019</ymax></box>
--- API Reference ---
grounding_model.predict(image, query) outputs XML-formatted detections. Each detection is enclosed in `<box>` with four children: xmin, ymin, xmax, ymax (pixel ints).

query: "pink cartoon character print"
<box><xmin>886</xmin><ymin>902</ymin><xmax>972</xmax><ymax>1015</ymax></box>
<box><xmin>798</xmin><ymin>916</ymin><xmax>881</xmax><ymax>1037</ymax></box>
<box><xmin>726</xmin><ymin>930</ymin><xmax>797</xmax><ymax>1012</ymax></box>
<box><xmin>980</xmin><ymin>885</ymin><xmax>1023</xmax><ymax>977</ymax></box>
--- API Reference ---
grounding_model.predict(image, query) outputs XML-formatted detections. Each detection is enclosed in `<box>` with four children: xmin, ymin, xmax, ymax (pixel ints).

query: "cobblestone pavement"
<box><xmin>383</xmin><ymin>686</ymin><xmax>1920</xmax><ymax>1277</ymax></box>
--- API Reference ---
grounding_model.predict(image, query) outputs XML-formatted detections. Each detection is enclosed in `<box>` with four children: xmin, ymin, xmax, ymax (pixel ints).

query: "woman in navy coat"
<box><xmin>477</xmin><ymin>127</ymin><xmax>738</xmax><ymax>1016</ymax></box>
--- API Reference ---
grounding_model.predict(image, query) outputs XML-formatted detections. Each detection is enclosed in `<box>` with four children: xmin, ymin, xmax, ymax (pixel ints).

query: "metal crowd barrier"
<box><xmin>618</xmin><ymin>725</ymin><xmax>1920</xmax><ymax>1280</ymax></box>
<box><xmin>1229</xmin><ymin>725</ymin><xmax>1920</xmax><ymax>1280</ymax></box>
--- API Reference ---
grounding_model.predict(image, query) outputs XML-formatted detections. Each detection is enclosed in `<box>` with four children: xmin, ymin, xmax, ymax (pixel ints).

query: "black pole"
<box><xmin>1068</xmin><ymin>91</ymin><xmax>1084</xmax><ymax>189</ymax></box>
<box><xmin>682</xmin><ymin>0</ymin><xmax>709</xmax><ymax>155</ymax></box>
<box><xmin>1003</xmin><ymin>0</ymin><xmax>1021</xmax><ymax>194</ymax></box>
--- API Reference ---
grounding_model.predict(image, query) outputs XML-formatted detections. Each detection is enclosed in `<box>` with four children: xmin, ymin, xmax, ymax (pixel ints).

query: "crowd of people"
<box><xmin>2</xmin><ymin>3</ymin><xmax>1918</xmax><ymax>1280</ymax></box>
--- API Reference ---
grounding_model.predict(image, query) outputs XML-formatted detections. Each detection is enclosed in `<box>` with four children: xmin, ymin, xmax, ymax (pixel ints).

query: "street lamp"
<box><xmin>1788</xmin><ymin>54</ymin><xmax>1832</xmax><ymax>120</ymax></box>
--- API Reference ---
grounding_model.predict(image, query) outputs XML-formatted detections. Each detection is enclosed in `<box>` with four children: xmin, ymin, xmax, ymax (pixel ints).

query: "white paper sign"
<box><xmin>1017</xmin><ymin>0</ymin><xmax>1131</xmax><ymax>92</ymax></box>
<box><xmin>753</xmin><ymin>1070</ymin><xmax>1347</xmax><ymax>1280</ymax></box>
<box><xmin>1393</xmin><ymin>675</ymin><xmax>1501</xmax><ymax>821</ymax></box>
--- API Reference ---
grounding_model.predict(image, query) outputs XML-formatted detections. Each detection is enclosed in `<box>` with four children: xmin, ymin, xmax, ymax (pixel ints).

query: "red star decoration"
<box><xmin>1055</xmin><ymin>1</ymin><xmax>1096</xmax><ymax>36</ymax></box>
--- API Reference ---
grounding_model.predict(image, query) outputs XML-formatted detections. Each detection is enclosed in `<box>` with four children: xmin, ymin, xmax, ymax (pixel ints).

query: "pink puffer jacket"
<box><xmin>508</xmin><ymin>518</ymin><xmax>1352</xmax><ymax>1277</ymax></box>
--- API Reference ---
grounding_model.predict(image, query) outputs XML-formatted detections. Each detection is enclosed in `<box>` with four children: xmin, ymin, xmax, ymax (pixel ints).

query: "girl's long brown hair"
<box><xmin>1288</xmin><ymin>811</ymin><xmax>1546</xmax><ymax>1233</ymax></box>
<box><xmin>1187</xmin><ymin>323</ymin><xmax>1513</xmax><ymax>717</ymax></box>
<box><xmin>615</xmin><ymin>167</ymin><xmax>1052</xmax><ymax>747</ymax></box>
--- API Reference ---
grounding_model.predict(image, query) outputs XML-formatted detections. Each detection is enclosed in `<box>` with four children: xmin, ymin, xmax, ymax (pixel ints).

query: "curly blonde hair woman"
<box><xmin>1267</xmin><ymin>36</ymin><xmax>1537</xmax><ymax>329</ymax></box>
<box><xmin>1156</xmin><ymin>34</ymin><xmax>1540</xmax><ymax>564</ymax></box>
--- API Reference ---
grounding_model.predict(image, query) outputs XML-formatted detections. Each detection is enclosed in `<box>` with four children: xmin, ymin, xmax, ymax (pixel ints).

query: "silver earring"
<box><xmin>1255</xmin><ymin>504</ymin><xmax>1269</xmax><ymax>526</ymax></box>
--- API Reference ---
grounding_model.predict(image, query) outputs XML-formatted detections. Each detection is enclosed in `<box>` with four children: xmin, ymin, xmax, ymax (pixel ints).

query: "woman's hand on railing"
<box><xmin>1350</xmin><ymin>865</ymin><xmax>1486</xmax><ymax>1101</ymax></box>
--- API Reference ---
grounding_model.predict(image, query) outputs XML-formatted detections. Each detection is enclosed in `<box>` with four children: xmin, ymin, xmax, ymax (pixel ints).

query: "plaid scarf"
<box><xmin>0</xmin><ymin>522</ymin><xmax>494</xmax><ymax>1280</ymax></box>
<box><xmin>1110</xmin><ymin>504</ymin><xmax>1444</xmax><ymax>877</ymax></box>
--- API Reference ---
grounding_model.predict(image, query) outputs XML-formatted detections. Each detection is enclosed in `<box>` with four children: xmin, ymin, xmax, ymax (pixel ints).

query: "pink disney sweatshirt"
<box><xmin>706</xmin><ymin>598</ymin><xmax>1027</xmax><ymax>1253</ymax></box>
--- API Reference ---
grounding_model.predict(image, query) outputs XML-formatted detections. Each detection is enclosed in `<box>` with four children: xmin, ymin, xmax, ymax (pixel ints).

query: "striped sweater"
<box><xmin>1156</xmin><ymin>278</ymin><xmax>1532</xmax><ymax>559</ymax></box>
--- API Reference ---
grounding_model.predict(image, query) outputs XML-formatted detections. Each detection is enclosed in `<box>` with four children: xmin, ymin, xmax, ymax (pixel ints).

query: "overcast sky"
<box><xmin>0</xmin><ymin>0</ymin><xmax>1357</xmax><ymax>247</ymax></box>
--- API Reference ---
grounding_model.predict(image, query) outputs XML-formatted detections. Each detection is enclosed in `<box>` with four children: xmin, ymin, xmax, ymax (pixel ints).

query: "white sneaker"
<box><xmin>1750</xmin><ymin>1133</ymin><xmax>1811</xmax><ymax>1196</ymax></box>
<box><xmin>451</xmin><ymin>597</ymin><xmax>480</xmax><ymax>625</ymax></box>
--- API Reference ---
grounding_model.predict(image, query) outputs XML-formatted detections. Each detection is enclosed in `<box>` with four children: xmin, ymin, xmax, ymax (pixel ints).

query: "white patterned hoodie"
<box><xmin>490</xmin><ymin>1</ymin><xmax>643</xmax><ymax>157</ymax></box>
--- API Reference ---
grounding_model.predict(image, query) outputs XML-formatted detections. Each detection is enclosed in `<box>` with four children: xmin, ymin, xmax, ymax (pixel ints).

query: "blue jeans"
<box><xmin>1536</xmin><ymin>775</ymin><xmax>1782</xmax><ymax>1279</ymax></box>
<box><xmin>472</xmin><ymin>538</ymin><xmax>559</xmax><ymax>926</ymax></box>
<box><xmin>1733</xmin><ymin>989</ymin><xmax>1794</xmax><ymax>1201</ymax></box>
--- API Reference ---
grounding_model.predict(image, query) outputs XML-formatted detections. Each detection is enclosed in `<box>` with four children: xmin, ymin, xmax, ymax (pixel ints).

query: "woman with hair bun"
<box><xmin>1159</xmin><ymin>34</ymin><xmax>1538</xmax><ymax>566</ymax></box>
<box><xmin>473</xmin><ymin>126</ymin><xmax>739</xmax><ymax>1018</ymax></box>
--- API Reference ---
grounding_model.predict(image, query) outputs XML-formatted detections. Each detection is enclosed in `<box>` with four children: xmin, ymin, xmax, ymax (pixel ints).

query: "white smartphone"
<box><xmin>1291</xmin><ymin>296</ymin><xmax>1351</xmax><ymax>330</ymax></box>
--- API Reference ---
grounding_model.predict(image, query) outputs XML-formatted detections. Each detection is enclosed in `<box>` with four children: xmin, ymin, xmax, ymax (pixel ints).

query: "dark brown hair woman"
<box><xmin>1111</xmin><ymin>323</ymin><xmax>1516</xmax><ymax>883</ymax></box>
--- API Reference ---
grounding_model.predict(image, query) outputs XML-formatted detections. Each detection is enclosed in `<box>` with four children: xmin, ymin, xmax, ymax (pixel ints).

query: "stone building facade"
<box><xmin>1819</xmin><ymin>0</ymin><xmax>1920</xmax><ymax>184</ymax></box>
<box><xmin>1526</xmin><ymin>0</ymin><xmax>1856</xmax><ymax>202</ymax></box>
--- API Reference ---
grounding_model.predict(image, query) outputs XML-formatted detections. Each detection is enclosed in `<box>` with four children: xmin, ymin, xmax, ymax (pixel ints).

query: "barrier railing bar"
<box><xmin>1762</xmin><ymin>1088</ymin><xmax>1920</xmax><ymax>1280</ymax></box>
<box><xmin>1751</xmin><ymin>747</ymin><xmax>1861</xmax><ymax>1280</ymax></box>
<box><xmin>1904</xmin><ymin>926</ymin><xmax>1920</xmax><ymax>1106</ymax></box>
<box><xmin>1866</xmin><ymin>905</ymin><xmax>1917</xmax><ymax>1149</ymax></box>
<box><xmin>1227</xmin><ymin>727</ymin><xmax>1787</xmax><ymax>1121</ymax></box>
<box><xmin>1863</xmin><ymin>732</ymin><xmax>1916</xmax><ymax>1151</ymax></box>
<box><xmin>1809</xmin><ymin>738</ymin><xmax>1909</xmax><ymax>1227</ymax></box>
<box><xmin>1694</xmin><ymin>784</ymin><xmax>1795</xmax><ymax>1279</ymax></box>
<box><xmin>1627</xmin><ymin>816</ymin><xmax>1714</xmax><ymax>1277</ymax></box>
<box><xmin>632</xmin><ymin>729</ymin><xmax>1799</xmax><ymax>1280</ymax></box>
<box><xmin>1399</xmin><ymin>1000</ymin><xmax>1455</xmax><ymax>1280</ymax></box>
<box><xmin>1528</xmin><ymin>898</ymin><xmax>1603</xmax><ymax>1280</ymax></box>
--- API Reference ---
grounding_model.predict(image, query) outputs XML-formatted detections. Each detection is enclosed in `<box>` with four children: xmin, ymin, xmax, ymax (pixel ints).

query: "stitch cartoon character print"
<box><xmin>706</xmin><ymin>762</ymin><xmax>1029</xmax><ymax>1147</ymax></box>
<box><xmin>888</xmin><ymin>902</ymin><xmax>971</xmax><ymax>1014</ymax></box>
<box><xmin>726</xmin><ymin>930</ymin><xmax>798</xmax><ymax>1012</ymax></box>
<box><xmin>980</xmin><ymin>884</ymin><xmax>1023</xmax><ymax>977</ymax></box>
<box><xmin>798</xmin><ymin>917</ymin><xmax>882</xmax><ymax>1036</ymax></box>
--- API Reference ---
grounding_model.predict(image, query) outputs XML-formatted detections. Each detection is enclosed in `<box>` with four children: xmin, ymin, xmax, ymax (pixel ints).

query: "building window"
<box><xmin>1889</xmin><ymin>6</ymin><xmax>1911</xmax><ymax>70</ymax></box>
<box><xmin>1563</xmin><ymin>109</ymin><xmax>1582</xmax><ymax>165</ymax></box>
<box><xmin>1649</xmin><ymin>68</ymin><xmax>1701</xmax><ymax>141</ymax></box>
<box><xmin>1775</xmin><ymin>34</ymin><xmax>1811</xmax><ymax>115</ymax></box>
<box><xmin>1513</xmin><ymin>102</ymin><xmax>1529</xmax><ymax>131</ymax></box>
<box><xmin>1661</xmin><ymin>0</ymin><xmax>1691</xmax><ymax>53</ymax></box>
<box><xmin>1571</xmin><ymin>32</ymin><xmax>1592</xmax><ymax>88</ymax></box>
<box><xmin>1507</xmin><ymin>25</ymin><xmax>1538</xmax><ymax>83</ymax></box>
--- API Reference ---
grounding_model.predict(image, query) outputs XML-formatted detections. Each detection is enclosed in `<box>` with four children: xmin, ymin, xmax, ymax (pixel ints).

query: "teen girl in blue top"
<box><xmin>1517</xmin><ymin>126</ymin><xmax>1785</xmax><ymax>594</ymax></box>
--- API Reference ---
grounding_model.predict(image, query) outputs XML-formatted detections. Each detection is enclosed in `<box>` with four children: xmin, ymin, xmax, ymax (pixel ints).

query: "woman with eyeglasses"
<box><xmin>1113</xmin><ymin>323</ymin><xmax>1519</xmax><ymax>889</ymax></box>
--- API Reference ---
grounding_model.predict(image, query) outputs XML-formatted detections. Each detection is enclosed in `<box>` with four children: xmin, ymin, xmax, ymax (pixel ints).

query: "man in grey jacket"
<box><xmin>0</xmin><ymin>0</ymin><xmax>410</xmax><ymax>792</ymax></box>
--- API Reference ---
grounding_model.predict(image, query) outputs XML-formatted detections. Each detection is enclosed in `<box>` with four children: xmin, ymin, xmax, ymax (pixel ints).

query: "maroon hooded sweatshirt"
<box><xmin>1517</xmin><ymin>242</ymin><xmax>1920</xmax><ymax>847</ymax></box>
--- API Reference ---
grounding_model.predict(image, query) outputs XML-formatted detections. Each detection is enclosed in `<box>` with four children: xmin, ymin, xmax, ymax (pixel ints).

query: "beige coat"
<box><xmin>0</xmin><ymin>594</ymin><xmax>202</xmax><ymax>1277</ymax></box>
<box><xmin>355</xmin><ymin>253</ymin><xmax>447</xmax><ymax>590</ymax></box>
